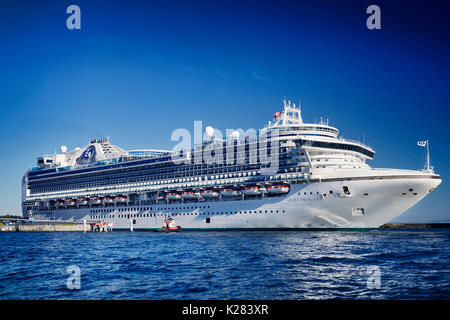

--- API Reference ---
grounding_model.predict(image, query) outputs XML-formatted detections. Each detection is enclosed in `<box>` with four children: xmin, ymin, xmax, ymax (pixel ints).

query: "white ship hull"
<box><xmin>30</xmin><ymin>172</ymin><xmax>441</xmax><ymax>229</ymax></box>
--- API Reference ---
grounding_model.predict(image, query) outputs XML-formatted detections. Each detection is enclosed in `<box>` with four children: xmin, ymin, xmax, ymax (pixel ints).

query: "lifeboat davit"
<box><xmin>154</xmin><ymin>194</ymin><xmax>164</xmax><ymax>200</ymax></box>
<box><xmin>267</xmin><ymin>184</ymin><xmax>290</xmax><ymax>194</ymax></box>
<box><xmin>64</xmin><ymin>199</ymin><xmax>75</xmax><ymax>206</ymax></box>
<box><xmin>242</xmin><ymin>186</ymin><xmax>262</xmax><ymax>195</ymax></box>
<box><xmin>88</xmin><ymin>197</ymin><xmax>101</xmax><ymax>205</ymax></box>
<box><xmin>201</xmin><ymin>189</ymin><xmax>219</xmax><ymax>198</ymax></box>
<box><xmin>167</xmin><ymin>192</ymin><xmax>182</xmax><ymax>200</ymax></box>
<box><xmin>220</xmin><ymin>188</ymin><xmax>241</xmax><ymax>197</ymax></box>
<box><xmin>56</xmin><ymin>200</ymin><xmax>65</xmax><ymax>207</ymax></box>
<box><xmin>76</xmin><ymin>198</ymin><xmax>88</xmax><ymax>206</ymax></box>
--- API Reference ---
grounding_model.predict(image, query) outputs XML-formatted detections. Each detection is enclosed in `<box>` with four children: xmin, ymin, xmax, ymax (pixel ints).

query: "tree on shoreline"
<box><xmin>0</xmin><ymin>214</ymin><xmax>22</xmax><ymax>219</ymax></box>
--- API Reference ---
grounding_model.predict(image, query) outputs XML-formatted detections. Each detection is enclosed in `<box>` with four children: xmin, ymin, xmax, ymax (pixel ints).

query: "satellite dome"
<box><xmin>60</xmin><ymin>146</ymin><xmax>67</xmax><ymax>153</ymax></box>
<box><xmin>205</xmin><ymin>126</ymin><xmax>214</xmax><ymax>137</ymax></box>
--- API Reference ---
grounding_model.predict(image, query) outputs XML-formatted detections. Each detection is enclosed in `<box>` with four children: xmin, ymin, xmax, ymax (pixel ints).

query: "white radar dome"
<box><xmin>205</xmin><ymin>126</ymin><xmax>214</xmax><ymax>137</ymax></box>
<box><xmin>60</xmin><ymin>146</ymin><xmax>67</xmax><ymax>153</ymax></box>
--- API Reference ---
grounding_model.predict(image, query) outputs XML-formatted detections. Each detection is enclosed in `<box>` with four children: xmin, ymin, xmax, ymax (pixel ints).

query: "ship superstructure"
<box><xmin>21</xmin><ymin>100</ymin><xmax>442</xmax><ymax>229</ymax></box>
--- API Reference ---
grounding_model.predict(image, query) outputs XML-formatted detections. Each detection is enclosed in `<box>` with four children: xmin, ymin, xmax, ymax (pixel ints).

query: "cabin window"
<box><xmin>352</xmin><ymin>208</ymin><xmax>364</xmax><ymax>216</ymax></box>
<box><xmin>342</xmin><ymin>186</ymin><xmax>351</xmax><ymax>196</ymax></box>
<box><xmin>206</xmin><ymin>218</ymin><xmax>211</xmax><ymax>223</ymax></box>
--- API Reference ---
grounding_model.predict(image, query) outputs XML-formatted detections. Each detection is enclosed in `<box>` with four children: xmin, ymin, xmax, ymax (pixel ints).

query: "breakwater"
<box><xmin>0</xmin><ymin>220</ymin><xmax>112</xmax><ymax>232</ymax></box>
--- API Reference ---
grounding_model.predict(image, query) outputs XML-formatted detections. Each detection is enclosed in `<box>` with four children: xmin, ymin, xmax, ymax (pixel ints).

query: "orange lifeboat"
<box><xmin>201</xmin><ymin>189</ymin><xmax>219</xmax><ymax>198</ymax></box>
<box><xmin>102</xmin><ymin>197</ymin><xmax>114</xmax><ymax>204</ymax></box>
<box><xmin>76</xmin><ymin>198</ymin><xmax>88</xmax><ymax>206</ymax></box>
<box><xmin>242</xmin><ymin>186</ymin><xmax>262</xmax><ymax>195</ymax></box>
<box><xmin>181</xmin><ymin>191</ymin><xmax>197</xmax><ymax>199</ymax></box>
<box><xmin>114</xmin><ymin>195</ymin><xmax>127</xmax><ymax>203</ymax></box>
<box><xmin>267</xmin><ymin>184</ymin><xmax>290</xmax><ymax>194</ymax></box>
<box><xmin>88</xmin><ymin>197</ymin><xmax>101</xmax><ymax>205</ymax></box>
<box><xmin>56</xmin><ymin>200</ymin><xmax>65</xmax><ymax>207</ymax></box>
<box><xmin>220</xmin><ymin>188</ymin><xmax>241</xmax><ymax>196</ymax></box>
<box><xmin>64</xmin><ymin>199</ymin><xmax>75</xmax><ymax>206</ymax></box>
<box><xmin>167</xmin><ymin>192</ymin><xmax>182</xmax><ymax>200</ymax></box>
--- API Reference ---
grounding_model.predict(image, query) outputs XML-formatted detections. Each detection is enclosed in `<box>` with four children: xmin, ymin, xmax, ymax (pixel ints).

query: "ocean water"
<box><xmin>0</xmin><ymin>229</ymin><xmax>449</xmax><ymax>300</ymax></box>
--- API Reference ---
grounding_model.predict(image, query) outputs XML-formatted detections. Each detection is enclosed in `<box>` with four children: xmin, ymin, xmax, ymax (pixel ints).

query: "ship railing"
<box><xmin>338</xmin><ymin>137</ymin><xmax>373</xmax><ymax>150</ymax></box>
<box><xmin>372</xmin><ymin>168</ymin><xmax>425</xmax><ymax>173</ymax></box>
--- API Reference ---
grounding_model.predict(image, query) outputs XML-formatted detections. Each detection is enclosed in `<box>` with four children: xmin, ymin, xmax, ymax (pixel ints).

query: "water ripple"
<box><xmin>0</xmin><ymin>230</ymin><xmax>449</xmax><ymax>299</ymax></box>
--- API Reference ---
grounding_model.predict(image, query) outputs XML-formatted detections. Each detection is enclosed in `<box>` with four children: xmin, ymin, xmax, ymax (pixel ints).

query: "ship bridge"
<box><xmin>262</xmin><ymin>100</ymin><xmax>339</xmax><ymax>139</ymax></box>
<box><xmin>262</xmin><ymin>100</ymin><xmax>375</xmax><ymax>172</ymax></box>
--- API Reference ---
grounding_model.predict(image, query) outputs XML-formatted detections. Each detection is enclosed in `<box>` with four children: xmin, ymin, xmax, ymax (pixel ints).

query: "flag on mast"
<box><xmin>417</xmin><ymin>141</ymin><xmax>427</xmax><ymax>147</ymax></box>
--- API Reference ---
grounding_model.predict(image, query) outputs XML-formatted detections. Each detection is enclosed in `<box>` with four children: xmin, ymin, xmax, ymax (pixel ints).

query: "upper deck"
<box><xmin>26</xmin><ymin>100</ymin><xmax>375</xmax><ymax>182</ymax></box>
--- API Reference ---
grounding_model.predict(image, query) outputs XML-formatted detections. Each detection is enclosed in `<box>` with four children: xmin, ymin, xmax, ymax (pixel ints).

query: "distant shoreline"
<box><xmin>381</xmin><ymin>223</ymin><xmax>450</xmax><ymax>229</ymax></box>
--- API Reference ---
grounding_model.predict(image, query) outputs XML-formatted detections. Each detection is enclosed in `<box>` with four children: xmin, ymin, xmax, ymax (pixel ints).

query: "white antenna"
<box><xmin>273</xmin><ymin>98</ymin><xmax>304</xmax><ymax>126</ymax></box>
<box><xmin>298</xmin><ymin>99</ymin><xmax>302</xmax><ymax>121</ymax></box>
<box><xmin>419</xmin><ymin>140</ymin><xmax>433</xmax><ymax>173</ymax></box>
<box><xmin>426</xmin><ymin>140</ymin><xmax>432</xmax><ymax>173</ymax></box>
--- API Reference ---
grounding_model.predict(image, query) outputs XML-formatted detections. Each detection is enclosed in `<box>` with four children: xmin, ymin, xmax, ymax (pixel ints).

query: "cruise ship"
<box><xmin>22</xmin><ymin>100</ymin><xmax>442</xmax><ymax>229</ymax></box>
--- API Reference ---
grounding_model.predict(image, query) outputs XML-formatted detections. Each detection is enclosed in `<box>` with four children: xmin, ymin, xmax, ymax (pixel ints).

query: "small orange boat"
<box><xmin>154</xmin><ymin>217</ymin><xmax>181</xmax><ymax>232</ymax></box>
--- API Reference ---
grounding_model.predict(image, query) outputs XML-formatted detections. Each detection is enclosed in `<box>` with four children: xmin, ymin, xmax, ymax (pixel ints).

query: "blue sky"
<box><xmin>0</xmin><ymin>0</ymin><xmax>449</xmax><ymax>222</ymax></box>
